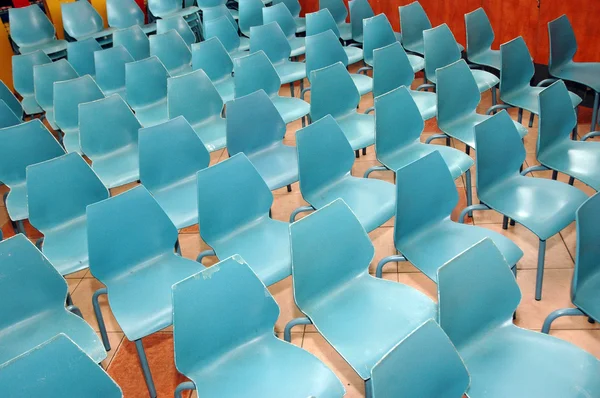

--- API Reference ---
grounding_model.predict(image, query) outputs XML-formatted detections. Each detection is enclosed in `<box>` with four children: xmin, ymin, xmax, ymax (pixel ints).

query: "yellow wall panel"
<box><xmin>44</xmin><ymin>0</ymin><xmax>76</xmax><ymax>40</ymax></box>
<box><xmin>90</xmin><ymin>0</ymin><xmax>109</xmax><ymax>28</ymax></box>
<box><xmin>0</xmin><ymin>23</ymin><xmax>14</xmax><ymax>91</ymax></box>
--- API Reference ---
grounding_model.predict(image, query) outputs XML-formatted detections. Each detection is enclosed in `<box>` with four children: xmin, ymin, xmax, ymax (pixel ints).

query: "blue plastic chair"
<box><xmin>125</xmin><ymin>56</ymin><xmax>170</xmax><ymax>127</ymax></box>
<box><xmin>273</xmin><ymin>0</ymin><xmax>305</xmax><ymax>33</ymax></box>
<box><xmin>147</xmin><ymin>0</ymin><xmax>199</xmax><ymax>20</ymax></box>
<box><xmin>305</xmin><ymin>29</ymin><xmax>373</xmax><ymax>96</ymax></box>
<box><xmin>79</xmin><ymin>95</ymin><xmax>141</xmax><ymax>188</ymax></box>
<box><xmin>424</xmin><ymin>24</ymin><xmax>498</xmax><ymax>96</ymax></box>
<box><xmin>542</xmin><ymin>192</ymin><xmax>600</xmax><ymax>333</ymax></box>
<box><xmin>234</xmin><ymin>51</ymin><xmax>310</xmax><ymax>124</ymax></box>
<box><xmin>310</xmin><ymin>62</ymin><xmax>374</xmax><ymax>152</ymax></box>
<box><xmin>465</xmin><ymin>7</ymin><xmax>500</xmax><ymax>70</ymax></box>
<box><xmin>371</xmin><ymin>42</ymin><xmax>435</xmax><ymax>120</ymax></box>
<box><xmin>0</xmin><ymin>120</ymin><xmax>65</xmax><ymax>223</ymax></box>
<box><xmin>88</xmin><ymin>185</ymin><xmax>203</xmax><ymax>398</ymax></box>
<box><xmin>94</xmin><ymin>46</ymin><xmax>134</xmax><ymax>100</ymax></box>
<box><xmin>0</xmin><ymin>234</ymin><xmax>106</xmax><ymax>365</ymax></box>
<box><xmin>319</xmin><ymin>0</ymin><xmax>351</xmax><ymax>40</ymax></box>
<box><xmin>201</xmin><ymin>4</ymin><xmax>237</xmax><ymax>31</ymax></box>
<box><xmin>537</xmin><ymin>80</ymin><xmax>600</xmax><ymax>191</ymax></box>
<box><xmin>204</xmin><ymin>15</ymin><xmax>248</xmax><ymax>59</ymax></box>
<box><xmin>0</xmin><ymin>101</ymin><xmax>21</xmax><ymax>129</ymax></box>
<box><xmin>33</xmin><ymin>59</ymin><xmax>79</xmax><ymax>130</ymax></box>
<box><xmin>150</xmin><ymin>30</ymin><xmax>192</xmax><ymax>76</ymax></box>
<box><xmin>305</xmin><ymin>9</ymin><xmax>363</xmax><ymax>64</ymax></box>
<box><xmin>285</xmin><ymin>199</ymin><xmax>437</xmax><ymax>397</ymax></box>
<box><xmin>53</xmin><ymin>75</ymin><xmax>105</xmax><ymax>154</ymax></box>
<box><xmin>434</xmin><ymin>59</ymin><xmax>527</xmax><ymax>151</ymax></box>
<box><xmin>106</xmin><ymin>0</ymin><xmax>156</xmax><ymax>34</ymax></box>
<box><xmin>8</xmin><ymin>5</ymin><xmax>67</xmax><ymax>59</ymax></box>
<box><xmin>438</xmin><ymin>238</ymin><xmax>600</xmax><ymax>397</ymax></box>
<box><xmin>0</xmin><ymin>334</ymin><xmax>121</xmax><ymax>397</ymax></box>
<box><xmin>371</xmin><ymin>320</ymin><xmax>470</xmax><ymax>398</ymax></box>
<box><xmin>61</xmin><ymin>1</ymin><xmax>114</xmax><ymax>45</ymax></box>
<box><xmin>191</xmin><ymin>37</ymin><xmax>235</xmax><ymax>103</ymax></box>
<box><xmin>172</xmin><ymin>256</ymin><xmax>344</xmax><ymax>398</ymax></box>
<box><xmin>12</xmin><ymin>51</ymin><xmax>52</xmax><ymax>115</ymax></box>
<box><xmin>167</xmin><ymin>69</ymin><xmax>227</xmax><ymax>152</ymax></box>
<box><xmin>157</xmin><ymin>16</ymin><xmax>197</xmax><ymax>47</ymax></box>
<box><xmin>292</xmin><ymin>115</ymin><xmax>395</xmax><ymax>231</ymax></box>
<box><xmin>348</xmin><ymin>0</ymin><xmax>372</xmax><ymax>43</ymax></box>
<box><xmin>113</xmin><ymin>25</ymin><xmax>150</xmax><ymax>61</ymax></box>
<box><xmin>363</xmin><ymin>14</ymin><xmax>424</xmax><ymax>73</ymax></box>
<box><xmin>0</xmin><ymin>81</ymin><xmax>23</xmax><ymax>122</ymax></box>
<box><xmin>472</xmin><ymin>111</ymin><xmax>588</xmax><ymax>300</ymax></box>
<box><xmin>262</xmin><ymin>3</ymin><xmax>305</xmax><ymax>57</ymax></box>
<box><xmin>227</xmin><ymin>90</ymin><xmax>298</xmax><ymax>189</ymax></box>
<box><xmin>26</xmin><ymin>153</ymin><xmax>109</xmax><ymax>276</ymax></box>
<box><xmin>139</xmin><ymin>117</ymin><xmax>210</xmax><ymax>229</ymax></box>
<box><xmin>66</xmin><ymin>38</ymin><xmax>102</xmax><ymax>77</ymax></box>
<box><xmin>239</xmin><ymin>0</ymin><xmax>264</xmax><ymax>44</ymax></box>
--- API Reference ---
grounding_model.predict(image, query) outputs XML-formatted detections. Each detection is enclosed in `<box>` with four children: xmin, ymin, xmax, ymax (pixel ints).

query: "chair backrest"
<box><xmin>157</xmin><ymin>16</ymin><xmax>196</xmax><ymax>47</ymax></box>
<box><xmin>113</xmin><ymin>25</ymin><xmax>150</xmax><ymax>61</ymax></box>
<box><xmin>399</xmin><ymin>1</ymin><xmax>431</xmax><ymax>51</ymax></box>
<box><xmin>196</xmin><ymin>0</ymin><xmax>225</xmax><ymax>9</ymax></box>
<box><xmin>233</xmin><ymin>51</ymin><xmax>280</xmax><ymax>98</ymax></box>
<box><xmin>0</xmin><ymin>120</ymin><xmax>65</xmax><ymax>191</ymax></box>
<box><xmin>574</xmin><ymin>192</ymin><xmax>600</xmax><ymax>303</ymax></box>
<box><xmin>202</xmin><ymin>5</ymin><xmax>237</xmax><ymax>32</ymax></box>
<box><xmin>500</xmin><ymin>36</ymin><xmax>534</xmax><ymax>97</ymax></box>
<box><xmin>263</xmin><ymin>2</ymin><xmax>297</xmax><ymax>38</ymax></box>
<box><xmin>249</xmin><ymin>22</ymin><xmax>292</xmax><ymax>65</ymax></box>
<box><xmin>423</xmin><ymin>24</ymin><xmax>461</xmax><ymax>84</ymax></box>
<box><xmin>27</xmin><ymin>153</ymin><xmax>109</xmax><ymax>233</ymax></box>
<box><xmin>125</xmin><ymin>56</ymin><xmax>170</xmax><ymax>111</ymax></box>
<box><xmin>296</xmin><ymin>115</ymin><xmax>354</xmax><ymax>199</ymax></box>
<box><xmin>149</xmin><ymin>30</ymin><xmax>192</xmax><ymax>75</ymax></box>
<box><xmin>148</xmin><ymin>0</ymin><xmax>183</xmax><ymax>17</ymax></box>
<box><xmin>173</xmin><ymin>256</ymin><xmax>278</xmax><ymax>376</ymax></box>
<box><xmin>191</xmin><ymin>37</ymin><xmax>233</xmax><ymax>83</ymax></box>
<box><xmin>196</xmin><ymin>153</ymin><xmax>273</xmax><ymax>243</ymax></box>
<box><xmin>290</xmin><ymin>199</ymin><xmax>373</xmax><ymax>310</ymax></box>
<box><xmin>465</xmin><ymin>8</ymin><xmax>494</xmax><ymax>60</ymax></box>
<box><xmin>226</xmin><ymin>90</ymin><xmax>286</xmax><ymax>155</ymax></box>
<box><xmin>67</xmin><ymin>38</ymin><xmax>103</xmax><ymax>77</ymax></box>
<box><xmin>53</xmin><ymin>75</ymin><xmax>105</xmax><ymax>133</ymax></box>
<box><xmin>12</xmin><ymin>51</ymin><xmax>52</xmax><ymax>99</ymax></box>
<box><xmin>309</xmin><ymin>61</ymin><xmax>359</xmax><ymax>121</ymax></box>
<box><xmin>372</xmin><ymin>42</ymin><xmax>414</xmax><ymax>97</ymax></box>
<box><xmin>61</xmin><ymin>0</ymin><xmax>105</xmax><ymax>39</ymax></box>
<box><xmin>548</xmin><ymin>15</ymin><xmax>577</xmax><ymax>74</ymax></box>
<box><xmin>348</xmin><ymin>0</ymin><xmax>374</xmax><ymax>41</ymax></box>
<box><xmin>435</xmin><ymin>59</ymin><xmax>480</xmax><ymax>127</ymax></box>
<box><xmin>0</xmin><ymin>101</ymin><xmax>21</xmax><ymax>129</ymax></box>
<box><xmin>0</xmin><ymin>81</ymin><xmax>23</xmax><ymax>120</ymax></box>
<box><xmin>106</xmin><ymin>0</ymin><xmax>144</xmax><ymax>29</ymax></box>
<box><xmin>87</xmin><ymin>185</ymin><xmax>178</xmax><ymax>282</ymax></box>
<box><xmin>79</xmin><ymin>95</ymin><xmax>141</xmax><ymax>159</ymax></box>
<box><xmin>0</xmin><ymin>334</ymin><xmax>122</xmax><ymax>397</ymax></box>
<box><xmin>438</xmin><ymin>238</ymin><xmax>521</xmax><ymax>350</ymax></box>
<box><xmin>239</xmin><ymin>0</ymin><xmax>264</xmax><ymax>37</ymax></box>
<box><xmin>8</xmin><ymin>5</ymin><xmax>56</xmax><ymax>48</ymax></box>
<box><xmin>94</xmin><ymin>46</ymin><xmax>135</xmax><ymax>94</ymax></box>
<box><xmin>538</xmin><ymin>80</ymin><xmax>577</xmax><ymax>157</ymax></box>
<box><xmin>273</xmin><ymin>0</ymin><xmax>301</xmax><ymax>18</ymax></box>
<box><xmin>319</xmin><ymin>0</ymin><xmax>348</xmax><ymax>25</ymax></box>
<box><xmin>139</xmin><ymin>116</ymin><xmax>210</xmax><ymax>193</ymax></box>
<box><xmin>0</xmin><ymin>234</ymin><xmax>67</xmax><ymax>329</ymax></box>
<box><xmin>371</xmin><ymin>319</ymin><xmax>470</xmax><ymax>398</ymax></box>
<box><xmin>474</xmin><ymin>111</ymin><xmax>525</xmax><ymax>196</ymax></box>
<box><xmin>363</xmin><ymin>14</ymin><xmax>396</xmax><ymax>66</ymax></box>
<box><xmin>204</xmin><ymin>15</ymin><xmax>241</xmax><ymax>54</ymax></box>
<box><xmin>33</xmin><ymin>59</ymin><xmax>79</xmax><ymax>113</ymax></box>
<box><xmin>305</xmin><ymin>30</ymin><xmax>349</xmax><ymax>82</ymax></box>
<box><xmin>305</xmin><ymin>9</ymin><xmax>341</xmax><ymax>37</ymax></box>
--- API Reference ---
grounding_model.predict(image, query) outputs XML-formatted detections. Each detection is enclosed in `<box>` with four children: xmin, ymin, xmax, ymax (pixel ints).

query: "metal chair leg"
<box><xmin>535</xmin><ymin>239</ymin><xmax>546</xmax><ymax>301</ymax></box>
<box><xmin>289</xmin><ymin>81</ymin><xmax>294</xmax><ymax>97</ymax></box>
<box><xmin>175</xmin><ymin>381</ymin><xmax>196</xmax><ymax>398</ymax></box>
<box><xmin>283</xmin><ymin>317</ymin><xmax>312</xmax><ymax>342</ymax></box>
<box><xmin>517</xmin><ymin>108</ymin><xmax>523</xmax><ymax>124</ymax></box>
<box><xmin>355</xmin><ymin>149</ymin><xmax>360</xmax><ymax>158</ymax></box>
<box><xmin>528</xmin><ymin>112</ymin><xmax>535</xmax><ymax>128</ymax></box>
<box><xmin>135</xmin><ymin>339</ymin><xmax>157</xmax><ymax>398</ymax></box>
<box><xmin>541</xmin><ymin>307</ymin><xmax>585</xmax><ymax>334</ymax></box>
<box><xmin>287</xmin><ymin>184</ymin><xmax>292</xmax><ymax>192</ymax></box>
<box><xmin>365</xmin><ymin>378</ymin><xmax>374</xmax><ymax>398</ymax></box>
<box><xmin>591</xmin><ymin>91</ymin><xmax>599</xmax><ymax>132</ymax></box>
<box><xmin>465</xmin><ymin>168</ymin><xmax>472</xmax><ymax>217</ymax></box>
<box><xmin>491</xmin><ymin>85</ymin><xmax>497</xmax><ymax>106</ymax></box>
<box><xmin>376</xmin><ymin>255</ymin><xmax>406</xmax><ymax>278</ymax></box>
<box><xmin>92</xmin><ymin>288</ymin><xmax>111</xmax><ymax>351</ymax></box>
<box><xmin>502</xmin><ymin>216</ymin><xmax>509</xmax><ymax>230</ymax></box>
<box><xmin>551</xmin><ymin>170</ymin><xmax>558</xmax><ymax>180</ymax></box>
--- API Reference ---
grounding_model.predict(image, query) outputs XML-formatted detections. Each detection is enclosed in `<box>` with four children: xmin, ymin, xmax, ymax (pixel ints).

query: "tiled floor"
<box><xmin>1</xmin><ymin>65</ymin><xmax>599</xmax><ymax>397</ymax></box>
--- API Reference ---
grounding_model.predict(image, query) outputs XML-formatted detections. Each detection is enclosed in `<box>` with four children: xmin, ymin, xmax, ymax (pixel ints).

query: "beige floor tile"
<box><xmin>551</xmin><ymin>329</ymin><xmax>600</xmax><ymax>358</ymax></box>
<box><xmin>268</xmin><ymin>276</ymin><xmax>305</xmax><ymax>333</ymax></box>
<box><xmin>397</xmin><ymin>272</ymin><xmax>437</xmax><ymax>302</ymax></box>
<box><xmin>209</xmin><ymin>149</ymin><xmax>224</xmax><ymax>166</ymax></box>
<box><xmin>109</xmin><ymin>181</ymin><xmax>140</xmax><ymax>197</ymax></box>
<box><xmin>67</xmin><ymin>278</ymin><xmax>82</xmax><ymax>294</ymax></box>
<box><xmin>70</xmin><ymin>277</ymin><xmax>122</xmax><ymax>333</ymax></box>
<box><xmin>275</xmin><ymin>332</ymin><xmax>303</xmax><ymax>347</ymax></box>
<box><xmin>102</xmin><ymin>332</ymin><xmax>125</xmax><ymax>368</ymax></box>
<box><xmin>177</xmin><ymin>233</ymin><xmax>219</xmax><ymax>266</ymax></box>
<box><xmin>271</xmin><ymin>191</ymin><xmax>309</xmax><ymax>222</ymax></box>
<box><xmin>352</xmin><ymin>161</ymin><xmax>394</xmax><ymax>184</ymax></box>
<box><xmin>65</xmin><ymin>269</ymin><xmax>90</xmax><ymax>279</ymax></box>
<box><xmin>368</xmin><ymin>227</ymin><xmax>420</xmax><ymax>274</ymax></box>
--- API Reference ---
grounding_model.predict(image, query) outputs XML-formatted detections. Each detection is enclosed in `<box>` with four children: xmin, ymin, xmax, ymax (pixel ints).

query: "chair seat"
<box><xmin>480</xmin><ymin>175</ymin><xmax>588</xmax><ymax>240</ymax></box>
<box><xmin>169</xmin><ymin>64</ymin><xmax>193</xmax><ymax>77</ymax></box>
<box><xmin>247</xmin><ymin>144</ymin><xmax>299</xmax><ymax>190</ymax></box>
<box><xmin>62</xmin><ymin>129</ymin><xmax>82</xmax><ymax>154</ymax></box>
<box><xmin>306</xmin><ymin>176</ymin><xmax>395</xmax><ymax>232</ymax></box>
<box><xmin>212</xmin><ymin>217</ymin><xmax>291</xmax><ymax>286</ymax></box>
<box><xmin>553</xmin><ymin>62</ymin><xmax>600</xmax><ymax>93</ymax></box>
<box><xmin>274</xmin><ymin>60</ymin><xmax>306</xmax><ymax>84</ymax></box>
<box><xmin>408</xmin><ymin>54</ymin><xmax>424</xmax><ymax>73</ymax></box>
<box><xmin>134</xmin><ymin>100</ymin><xmax>169</xmax><ymax>128</ymax></box>
<box><xmin>21</xmin><ymin>95</ymin><xmax>43</xmax><ymax>116</ymax></box>
<box><xmin>379</xmin><ymin>142</ymin><xmax>473</xmax><ymax>181</ymax></box>
<box><xmin>230</xmin><ymin>48</ymin><xmax>249</xmax><ymax>59</ymax></box>
<box><xmin>0</xmin><ymin>310</ymin><xmax>106</xmax><ymax>365</ymax></box>
<box><xmin>191</xmin><ymin>117</ymin><xmax>227</xmax><ymax>152</ymax></box>
<box><xmin>141</xmin><ymin>22</ymin><xmax>157</xmax><ymax>35</ymax></box>
<box><xmin>75</xmin><ymin>28</ymin><xmax>116</xmax><ymax>43</ymax></box>
<box><xmin>295</xmin><ymin>17</ymin><xmax>306</xmax><ymax>34</ymax></box>
<box><xmin>289</xmin><ymin>36</ymin><xmax>306</xmax><ymax>57</ymax></box>
<box><xmin>91</xmin><ymin>145</ymin><xmax>140</xmax><ymax>189</ymax></box>
<box><xmin>502</xmin><ymin>86</ymin><xmax>582</xmax><ymax>115</ymax></box>
<box><xmin>18</xmin><ymin>40</ymin><xmax>67</xmax><ymax>57</ymax></box>
<box><xmin>350</xmin><ymin>73</ymin><xmax>373</xmax><ymax>96</ymax></box>
<box><xmin>239</xmin><ymin>36</ymin><xmax>250</xmax><ymax>51</ymax></box>
<box><xmin>153</xmin><ymin>176</ymin><xmax>198</xmax><ymax>229</ymax></box>
<box><xmin>396</xmin><ymin>219</ymin><xmax>523</xmax><ymax>282</ymax></box>
<box><xmin>469</xmin><ymin>49</ymin><xmax>501</xmax><ymax>71</ymax></box>
<box><xmin>462</xmin><ymin>325</ymin><xmax>600</xmax><ymax>397</ymax></box>
<box><xmin>344</xmin><ymin>46</ymin><xmax>363</xmax><ymax>65</ymax></box>
<box><xmin>575</xmin><ymin>271</ymin><xmax>600</xmax><ymax>322</ymax></box>
<box><xmin>336</xmin><ymin>112</ymin><xmax>375</xmax><ymax>151</ymax></box>
<box><xmin>5</xmin><ymin>181</ymin><xmax>27</xmax><ymax>221</ymax></box>
<box><xmin>186</xmin><ymin>335</ymin><xmax>344</xmax><ymax>398</ymax></box>
<box><xmin>42</xmin><ymin>218</ymin><xmax>90</xmax><ymax>275</ymax></box>
<box><xmin>271</xmin><ymin>95</ymin><xmax>310</xmax><ymax>124</ymax></box>
<box><xmin>471</xmin><ymin>69</ymin><xmax>499</xmax><ymax>92</ymax></box>
<box><xmin>441</xmin><ymin>113</ymin><xmax>528</xmax><ymax>149</ymax></box>
<box><xmin>539</xmin><ymin>140</ymin><xmax>600</xmax><ymax>191</ymax></box>
<box><xmin>408</xmin><ymin>89</ymin><xmax>436</xmax><ymax>120</ymax></box>
<box><xmin>338</xmin><ymin>23</ymin><xmax>352</xmax><ymax>41</ymax></box>
<box><xmin>304</xmin><ymin>275</ymin><xmax>436</xmax><ymax>379</ymax></box>
<box><xmin>214</xmin><ymin>77</ymin><xmax>235</xmax><ymax>103</ymax></box>
<box><xmin>154</xmin><ymin>6</ymin><xmax>199</xmax><ymax>19</ymax></box>
<box><xmin>106</xmin><ymin>253</ymin><xmax>204</xmax><ymax>341</ymax></box>
<box><xmin>102</xmin><ymin>86</ymin><xmax>127</xmax><ymax>102</ymax></box>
